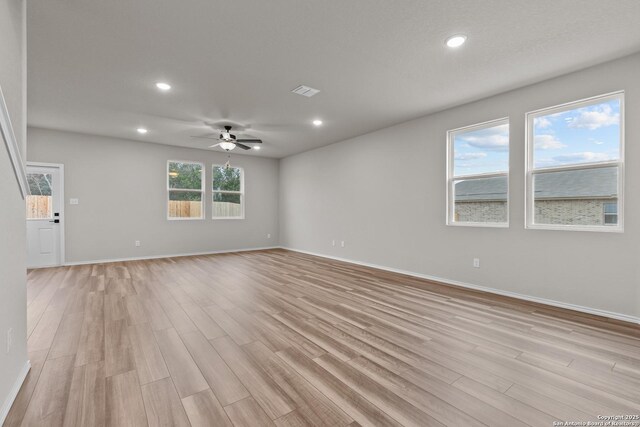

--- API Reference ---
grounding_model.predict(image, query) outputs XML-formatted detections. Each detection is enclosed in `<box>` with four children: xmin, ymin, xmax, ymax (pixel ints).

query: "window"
<box><xmin>447</xmin><ymin>118</ymin><xmax>509</xmax><ymax>227</ymax></box>
<box><xmin>26</xmin><ymin>173</ymin><xmax>53</xmax><ymax>219</ymax></box>
<box><xmin>167</xmin><ymin>161</ymin><xmax>204</xmax><ymax>220</ymax></box>
<box><xmin>526</xmin><ymin>92</ymin><xmax>623</xmax><ymax>231</ymax></box>
<box><xmin>603</xmin><ymin>203</ymin><xmax>618</xmax><ymax>225</ymax></box>
<box><xmin>212</xmin><ymin>165</ymin><xmax>243</xmax><ymax>219</ymax></box>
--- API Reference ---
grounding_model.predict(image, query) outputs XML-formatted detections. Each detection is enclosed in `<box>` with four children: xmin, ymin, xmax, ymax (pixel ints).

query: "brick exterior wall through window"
<box><xmin>454</xmin><ymin>199</ymin><xmax>617</xmax><ymax>225</ymax></box>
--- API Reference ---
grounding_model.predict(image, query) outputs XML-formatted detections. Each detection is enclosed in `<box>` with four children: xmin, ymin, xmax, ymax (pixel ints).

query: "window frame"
<box><xmin>525</xmin><ymin>91</ymin><xmax>624</xmax><ymax>232</ymax></box>
<box><xmin>446</xmin><ymin>117</ymin><xmax>510</xmax><ymax>228</ymax></box>
<box><xmin>167</xmin><ymin>160</ymin><xmax>205</xmax><ymax>221</ymax></box>
<box><xmin>26</xmin><ymin>170</ymin><xmax>54</xmax><ymax>220</ymax></box>
<box><xmin>211</xmin><ymin>165</ymin><xmax>245</xmax><ymax>220</ymax></box>
<box><xmin>603</xmin><ymin>202</ymin><xmax>618</xmax><ymax>226</ymax></box>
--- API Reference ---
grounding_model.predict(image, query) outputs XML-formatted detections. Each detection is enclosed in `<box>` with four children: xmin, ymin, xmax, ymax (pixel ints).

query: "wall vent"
<box><xmin>291</xmin><ymin>85</ymin><xmax>320</xmax><ymax>97</ymax></box>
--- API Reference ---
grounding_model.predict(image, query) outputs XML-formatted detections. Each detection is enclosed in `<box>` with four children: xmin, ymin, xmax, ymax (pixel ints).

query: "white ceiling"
<box><xmin>27</xmin><ymin>0</ymin><xmax>640</xmax><ymax>158</ymax></box>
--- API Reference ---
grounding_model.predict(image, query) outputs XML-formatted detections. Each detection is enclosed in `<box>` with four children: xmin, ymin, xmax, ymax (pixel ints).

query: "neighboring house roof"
<box><xmin>455</xmin><ymin>167</ymin><xmax>617</xmax><ymax>202</ymax></box>
<box><xmin>455</xmin><ymin>176</ymin><xmax>508</xmax><ymax>202</ymax></box>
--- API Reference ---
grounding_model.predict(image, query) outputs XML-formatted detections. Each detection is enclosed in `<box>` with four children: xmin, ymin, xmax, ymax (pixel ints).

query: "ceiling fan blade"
<box><xmin>235</xmin><ymin>139</ymin><xmax>262</xmax><ymax>144</ymax></box>
<box><xmin>235</xmin><ymin>143</ymin><xmax>252</xmax><ymax>150</ymax></box>
<box><xmin>191</xmin><ymin>135</ymin><xmax>219</xmax><ymax>140</ymax></box>
<box><xmin>209</xmin><ymin>143</ymin><xmax>221</xmax><ymax>148</ymax></box>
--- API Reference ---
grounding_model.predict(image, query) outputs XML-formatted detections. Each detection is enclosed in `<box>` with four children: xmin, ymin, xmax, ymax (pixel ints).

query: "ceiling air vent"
<box><xmin>291</xmin><ymin>85</ymin><xmax>320</xmax><ymax>97</ymax></box>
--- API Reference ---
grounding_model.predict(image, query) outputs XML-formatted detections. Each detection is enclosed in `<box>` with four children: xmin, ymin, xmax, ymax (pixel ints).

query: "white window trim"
<box><xmin>212</xmin><ymin>165</ymin><xmax>245</xmax><ymax>220</ymax></box>
<box><xmin>446</xmin><ymin>117</ymin><xmax>510</xmax><ymax>228</ymax></box>
<box><xmin>525</xmin><ymin>91</ymin><xmax>624</xmax><ymax>233</ymax></box>
<box><xmin>167</xmin><ymin>160</ymin><xmax>205</xmax><ymax>221</ymax></box>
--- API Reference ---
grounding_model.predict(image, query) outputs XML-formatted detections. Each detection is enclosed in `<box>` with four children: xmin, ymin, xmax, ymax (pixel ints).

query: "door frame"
<box><xmin>26</xmin><ymin>161</ymin><xmax>65</xmax><ymax>267</ymax></box>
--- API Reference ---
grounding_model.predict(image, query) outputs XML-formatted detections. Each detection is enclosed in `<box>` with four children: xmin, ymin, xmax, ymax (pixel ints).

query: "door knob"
<box><xmin>49</xmin><ymin>219</ymin><xmax>60</xmax><ymax>224</ymax></box>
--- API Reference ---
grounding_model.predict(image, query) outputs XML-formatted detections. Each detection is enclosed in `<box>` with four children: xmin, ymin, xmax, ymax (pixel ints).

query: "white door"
<box><xmin>26</xmin><ymin>164</ymin><xmax>63</xmax><ymax>268</ymax></box>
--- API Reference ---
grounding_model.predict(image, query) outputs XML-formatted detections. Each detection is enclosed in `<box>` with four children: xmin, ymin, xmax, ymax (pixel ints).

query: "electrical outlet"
<box><xmin>6</xmin><ymin>328</ymin><xmax>13</xmax><ymax>354</ymax></box>
<box><xmin>135</xmin><ymin>240</ymin><xmax>141</xmax><ymax>247</ymax></box>
<box><xmin>341</xmin><ymin>241</ymin><xmax>345</xmax><ymax>248</ymax></box>
<box><xmin>332</xmin><ymin>240</ymin><xmax>336</xmax><ymax>246</ymax></box>
<box><xmin>267</xmin><ymin>233</ymin><xmax>271</xmax><ymax>239</ymax></box>
<box><xmin>473</xmin><ymin>258</ymin><xmax>480</xmax><ymax>268</ymax></box>
<box><xmin>69</xmin><ymin>198</ymin><xmax>79</xmax><ymax>205</ymax></box>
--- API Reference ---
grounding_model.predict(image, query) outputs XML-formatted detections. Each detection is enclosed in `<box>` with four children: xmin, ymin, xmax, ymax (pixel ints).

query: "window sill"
<box><xmin>447</xmin><ymin>221</ymin><xmax>509</xmax><ymax>228</ymax></box>
<box><xmin>526</xmin><ymin>223</ymin><xmax>623</xmax><ymax>233</ymax></box>
<box><xmin>167</xmin><ymin>217</ymin><xmax>204</xmax><ymax>221</ymax></box>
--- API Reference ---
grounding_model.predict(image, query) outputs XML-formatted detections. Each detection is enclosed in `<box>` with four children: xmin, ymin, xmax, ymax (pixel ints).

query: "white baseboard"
<box><xmin>62</xmin><ymin>246</ymin><xmax>280</xmax><ymax>266</ymax></box>
<box><xmin>281</xmin><ymin>247</ymin><xmax>640</xmax><ymax>326</ymax></box>
<box><xmin>0</xmin><ymin>360</ymin><xmax>31</xmax><ymax>425</ymax></box>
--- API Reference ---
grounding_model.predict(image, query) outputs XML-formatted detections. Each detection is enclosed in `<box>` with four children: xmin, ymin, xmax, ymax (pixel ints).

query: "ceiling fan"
<box><xmin>191</xmin><ymin>125</ymin><xmax>262</xmax><ymax>151</ymax></box>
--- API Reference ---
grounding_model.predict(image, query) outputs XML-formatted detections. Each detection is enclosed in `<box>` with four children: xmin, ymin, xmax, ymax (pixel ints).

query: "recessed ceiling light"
<box><xmin>155</xmin><ymin>82</ymin><xmax>171</xmax><ymax>91</ymax></box>
<box><xmin>445</xmin><ymin>35</ymin><xmax>467</xmax><ymax>48</ymax></box>
<box><xmin>313</xmin><ymin>119</ymin><xmax>323</xmax><ymax>126</ymax></box>
<box><xmin>253</xmin><ymin>146</ymin><xmax>261</xmax><ymax>150</ymax></box>
<box><xmin>137</xmin><ymin>127</ymin><xmax>148</xmax><ymax>134</ymax></box>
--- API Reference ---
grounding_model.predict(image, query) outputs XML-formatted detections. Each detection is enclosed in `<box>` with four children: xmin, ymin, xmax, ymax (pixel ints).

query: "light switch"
<box><xmin>69</xmin><ymin>198</ymin><xmax>79</xmax><ymax>205</ymax></box>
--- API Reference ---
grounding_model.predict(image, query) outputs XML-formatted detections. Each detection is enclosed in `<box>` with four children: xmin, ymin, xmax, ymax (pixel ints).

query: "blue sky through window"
<box><xmin>453</xmin><ymin>122</ymin><xmax>509</xmax><ymax>176</ymax></box>
<box><xmin>532</xmin><ymin>98</ymin><xmax>620</xmax><ymax>169</ymax></box>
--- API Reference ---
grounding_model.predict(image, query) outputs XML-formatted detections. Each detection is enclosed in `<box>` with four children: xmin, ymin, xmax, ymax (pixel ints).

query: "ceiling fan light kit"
<box><xmin>219</xmin><ymin>141</ymin><xmax>236</xmax><ymax>151</ymax></box>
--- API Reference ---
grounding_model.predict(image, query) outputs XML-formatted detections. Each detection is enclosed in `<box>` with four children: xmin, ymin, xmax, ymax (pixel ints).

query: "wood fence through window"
<box><xmin>26</xmin><ymin>195</ymin><xmax>52</xmax><ymax>219</ymax></box>
<box><xmin>168</xmin><ymin>201</ymin><xmax>241</xmax><ymax>218</ymax></box>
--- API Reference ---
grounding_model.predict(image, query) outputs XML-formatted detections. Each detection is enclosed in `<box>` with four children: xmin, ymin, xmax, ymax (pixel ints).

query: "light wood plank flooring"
<box><xmin>6</xmin><ymin>249</ymin><xmax>640</xmax><ymax>426</ymax></box>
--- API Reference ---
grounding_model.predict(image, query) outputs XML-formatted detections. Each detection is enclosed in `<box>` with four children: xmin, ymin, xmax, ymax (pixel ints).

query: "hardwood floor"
<box><xmin>5</xmin><ymin>249</ymin><xmax>640</xmax><ymax>426</ymax></box>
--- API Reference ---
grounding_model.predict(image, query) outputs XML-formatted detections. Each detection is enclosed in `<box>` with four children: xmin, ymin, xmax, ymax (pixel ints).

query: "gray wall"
<box><xmin>28</xmin><ymin>128</ymin><xmax>279</xmax><ymax>263</ymax></box>
<box><xmin>0</xmin><ymin>0</ymin><xmax>28</xmax><ymax>420</ymax></box>
<box><xmin>280</xmin><ymin>53</ymin><xmax>640</xmax><ymax>320</ymax></box>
